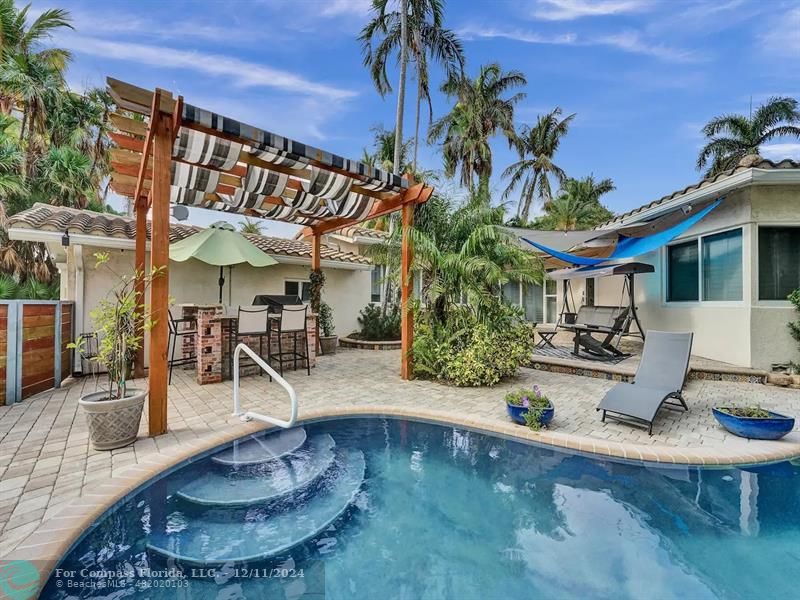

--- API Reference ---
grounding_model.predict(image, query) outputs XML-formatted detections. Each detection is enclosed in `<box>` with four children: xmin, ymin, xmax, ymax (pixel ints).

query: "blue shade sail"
<box><xmin>522</xmin><ymin>199</ymin><xmax>723</xmax><ymax>266</ymax></box>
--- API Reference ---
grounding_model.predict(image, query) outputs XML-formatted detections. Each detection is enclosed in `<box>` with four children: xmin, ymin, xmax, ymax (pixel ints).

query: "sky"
<box><xmin>44</xmin><ymin>0</ymin><xmax>800</xmax><ymax>237</ymax></box>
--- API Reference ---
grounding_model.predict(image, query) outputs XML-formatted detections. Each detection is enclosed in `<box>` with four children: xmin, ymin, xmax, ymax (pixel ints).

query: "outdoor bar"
<box><xmin>105</xmin><ymin>78</ymin><xmax>434</xmax><ymax>437</ymax></box>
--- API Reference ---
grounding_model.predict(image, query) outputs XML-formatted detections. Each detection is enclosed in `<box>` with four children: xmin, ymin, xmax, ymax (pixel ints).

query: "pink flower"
<box><xmin>522</xmin><ymin>397</ymin><xmax>530</xmax><ymax>408</ymax></box>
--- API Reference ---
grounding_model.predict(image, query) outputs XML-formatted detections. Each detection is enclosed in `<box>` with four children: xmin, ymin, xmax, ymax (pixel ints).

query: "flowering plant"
<box><xmin>504</xmin><ymin>385</ymin><xmax>550</xmax><ymax>431</ymax></box>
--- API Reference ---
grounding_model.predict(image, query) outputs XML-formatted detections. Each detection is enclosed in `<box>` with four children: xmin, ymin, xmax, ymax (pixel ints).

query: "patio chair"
<box><xmin>268</xmin><ymin>304</ymin><xmax>311</xmax><ymax>377</ymax></box>
<box><xmin>168</xmin><ymin>308</ymin><xmax>197</xmax><ymax>385</ymax></box>
<box><xmin>596</xmin><ymin>330</ymin><xmax>693</xmax><ymax>435</ymax></box>
<box><xmin>232</xmin><ymin>306</ymin><xmax>271</xmax><ymax>377</ymax></box>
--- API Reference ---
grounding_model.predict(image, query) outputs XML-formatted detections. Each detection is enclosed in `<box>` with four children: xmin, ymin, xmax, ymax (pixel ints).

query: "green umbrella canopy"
<box><xmin>169</xmin><ymin>222</ymin><xmax>277</xmax><ymax>267</ymax></box>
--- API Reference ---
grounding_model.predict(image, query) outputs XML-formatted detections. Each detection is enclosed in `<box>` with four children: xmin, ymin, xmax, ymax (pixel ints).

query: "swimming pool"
<box><xmin>43</xmin><ymin>417</ymin><xmax>800</xmax><ymax>598</ymax></box>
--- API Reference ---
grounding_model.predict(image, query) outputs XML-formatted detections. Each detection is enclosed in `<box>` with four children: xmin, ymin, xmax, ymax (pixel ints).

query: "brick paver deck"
<box><xmin>1</xmin><ymin>348</ymin><xmax>799</xmax><ymax>561</ymax></box>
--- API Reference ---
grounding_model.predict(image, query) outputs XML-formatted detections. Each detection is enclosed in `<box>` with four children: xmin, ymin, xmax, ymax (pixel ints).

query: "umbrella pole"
<box><xmin>218</xmin><ymin>265</ymin><xmax>225</xmax><ymax>304</ymax></box>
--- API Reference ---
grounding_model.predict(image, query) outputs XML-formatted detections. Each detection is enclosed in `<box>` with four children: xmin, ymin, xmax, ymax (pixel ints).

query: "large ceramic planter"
<box><xmin>320</xmin><ymin>335</ymin><xmax>338</xmax><ymax>356</ymax></box>
<box><xmin>712</xmin><ymin>408</ymin><xmax>795</xmax><ymax>441</ymax></box>
<box><xmin>506</xmin><ymin>401</ymin><xmax>555</xmax><ymax>427</ymax></box>
<box><xmin>79</xmin><ymin>388</ymin><xmax>147</xmax><ymax>450</ymax></box>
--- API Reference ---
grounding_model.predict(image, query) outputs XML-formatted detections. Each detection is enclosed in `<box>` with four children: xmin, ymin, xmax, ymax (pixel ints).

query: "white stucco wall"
<box><xmin>72</xmin><ymin>247</ymin><xmax>372</xmax><ymax>357</ymax></box>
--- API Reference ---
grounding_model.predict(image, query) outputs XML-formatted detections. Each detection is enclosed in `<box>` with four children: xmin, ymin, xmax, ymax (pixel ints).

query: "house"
<box><xmin>299</xmin><ymin>225</ymin><xmax>391</xmax><ymax>305</ymax></box>
<box><xmin>515</xmin><ymin>156</ymin><xmax>800</xmax><ymax>371</ymax></box>
<box><xmin>7</xmin><ymin>204</ymin><xmax>375</xmax><ymax>359</ymax></box>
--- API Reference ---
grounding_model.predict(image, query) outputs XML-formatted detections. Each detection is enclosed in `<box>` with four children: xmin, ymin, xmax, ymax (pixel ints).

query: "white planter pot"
<box><xmin>78</xmin><ymin>388</ymin><xmax>147</xmax><ymax>451</ymax></box>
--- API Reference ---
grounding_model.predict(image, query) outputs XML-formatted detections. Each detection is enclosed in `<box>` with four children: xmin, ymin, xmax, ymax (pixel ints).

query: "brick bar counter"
<box><xmin>188</xmin><ymin>304</ymin><xmax>316</xmax><ymax>385</ymax></box>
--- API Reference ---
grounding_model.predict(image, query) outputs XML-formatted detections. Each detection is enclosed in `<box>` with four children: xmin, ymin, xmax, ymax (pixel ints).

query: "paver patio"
<box><xmin>0</xmin><ymin>348</ymin><xmax>799</xmax><ymax>558</ymax></box>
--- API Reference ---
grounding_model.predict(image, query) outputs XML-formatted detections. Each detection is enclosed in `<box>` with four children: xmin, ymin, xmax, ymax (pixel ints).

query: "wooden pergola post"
<box><xmin>400</xmin><ymin>202</ymin><xmax>414</xmax><ymax>380</ymax></box>
<box><xmin>147</xmin><ymin>89</ymin><xmax>174</xmax><ymax>436</ymax></box>
<box><xmin>311</xmin><ymin>232</ymin><xmax>321</xmax><ymax>353</ymax></box>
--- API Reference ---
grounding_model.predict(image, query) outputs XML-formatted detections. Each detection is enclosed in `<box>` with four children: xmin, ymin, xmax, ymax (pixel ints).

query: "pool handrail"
<box><xmin>232</xmin><ymin>342</ymin><xmax>298</xmax><ymax>428</ymax></box>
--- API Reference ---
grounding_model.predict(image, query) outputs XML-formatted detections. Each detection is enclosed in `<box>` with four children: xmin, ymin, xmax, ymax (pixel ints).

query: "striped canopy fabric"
<box><xmin>148</xmin><ymin>102</ymin><xmax>405</xmax><ymax>226</ymax></box>
<box><xmin>107</xmin><ymin>79</ymin><xmax>419</xmax><ymax>229</ymax></box>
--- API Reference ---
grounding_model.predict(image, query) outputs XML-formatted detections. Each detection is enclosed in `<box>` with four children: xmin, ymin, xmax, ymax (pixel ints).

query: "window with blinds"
<box><xmin>759</xmin><ymin>227</ymin><xmax>800</xmax><ymax>300</ymax></box>
<box><xmin>667</xmin><ymin>240</ymin><xmax>699</xmax><ymax>302</ymax></box>
<box><xmin>702</xmin><ymin>229</ymin><xmax>742</xmax><ymax>301</ymax></box>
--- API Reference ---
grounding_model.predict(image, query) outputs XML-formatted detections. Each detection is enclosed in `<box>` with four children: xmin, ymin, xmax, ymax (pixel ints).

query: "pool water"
<box><xmin>44</xmin><ymin>418</ymin><xmax>800</xmax><ymax>599</ymax></box>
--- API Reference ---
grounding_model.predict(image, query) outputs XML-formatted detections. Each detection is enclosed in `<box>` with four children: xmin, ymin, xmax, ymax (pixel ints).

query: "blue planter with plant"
<box><xmin>712</xmin><ymin>407</ymin><xmax>795</xmax><ymax>440</ymax></box>
<box><xmin>505</xmin><ymin>386</ymin><xmax>554</xmax><ymax>430</ymax></box>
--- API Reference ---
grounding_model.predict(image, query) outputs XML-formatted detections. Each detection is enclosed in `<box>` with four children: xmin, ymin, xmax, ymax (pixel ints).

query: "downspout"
<box><xmin>73</xmin><ymin>244</ymin><xmax>85</xmax><ymax>375</ymax></box>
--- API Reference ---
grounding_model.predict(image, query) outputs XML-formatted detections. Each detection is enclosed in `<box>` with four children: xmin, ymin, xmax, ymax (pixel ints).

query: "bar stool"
<box><xmin>168</xmin><ymin>308</ymin><xmax>197</xmax><ymax>384</ymax></box>
<box><xmin>269</xmin><ymin>304</ymin><xmax>310</xmax><ymax>376</ymax></box>
<box><xmin>231</xmin><ymin>306</ymin><xmax>270</xmax><ymax>377</ymax></box>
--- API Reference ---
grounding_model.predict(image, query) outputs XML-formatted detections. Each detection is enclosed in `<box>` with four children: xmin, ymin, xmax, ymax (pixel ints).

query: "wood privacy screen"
<box><xmin>1</xmin><ymin>301</ymin><xmax>74</xmax><ymax>405</ymax></box>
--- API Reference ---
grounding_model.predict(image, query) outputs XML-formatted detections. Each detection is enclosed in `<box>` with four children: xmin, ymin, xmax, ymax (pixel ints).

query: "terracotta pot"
<box><xmin>320</xmin><ymin>335</ymin><xmax>338</xmax><ymax>355</ymax></box>
<box><xmin>78</xmin><ymin>388</ymin><xmax>146</xmax><ymax>450</ymax></box>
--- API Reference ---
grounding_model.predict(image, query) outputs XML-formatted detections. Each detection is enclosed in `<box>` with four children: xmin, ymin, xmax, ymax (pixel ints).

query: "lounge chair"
<box><xmin>596</xmin><ymin>331</ymin><xmax>693</xmax><ymax>435</ymax></box>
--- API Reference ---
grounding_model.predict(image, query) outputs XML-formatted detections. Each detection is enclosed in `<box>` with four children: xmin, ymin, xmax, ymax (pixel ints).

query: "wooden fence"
<box><xmin>1</xmin><ymin>301</ymin><xmax>74</xmax><ymax>405</ymax></box>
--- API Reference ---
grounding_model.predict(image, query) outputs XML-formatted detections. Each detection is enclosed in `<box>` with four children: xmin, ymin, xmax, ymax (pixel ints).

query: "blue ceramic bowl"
<box><xmin>506</xmin><ymin>401</ymin><xmax>555</xmax><ymax>427</ymax></box>
<box><xmin>712</xmin><ymin>408</ymin><xmax>795</xmax><ymax>441</ymax></box>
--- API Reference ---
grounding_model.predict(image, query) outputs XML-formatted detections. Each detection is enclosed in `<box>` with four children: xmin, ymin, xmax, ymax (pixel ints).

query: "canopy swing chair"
<box><xmin>546</xmin><ymin>262</ymin><xmax>654</xmax><ymax>360</ymax></box>
<box><xmin>524</xmin><ymin>197</ymin><xmax>724</xmax><ymax>362</ymax></box>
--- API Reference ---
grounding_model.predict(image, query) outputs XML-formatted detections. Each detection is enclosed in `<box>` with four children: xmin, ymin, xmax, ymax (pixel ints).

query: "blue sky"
<box><xmin>45</xmin><ymin>0</ymin><xmax>800</xmax><ymax>237</ymax></box>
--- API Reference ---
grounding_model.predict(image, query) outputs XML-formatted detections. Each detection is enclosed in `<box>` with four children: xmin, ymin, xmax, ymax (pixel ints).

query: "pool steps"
<box><xmin>211</xmin><ymin>427</ymin><xmax>307</xmax><ymax>466</ymax></box>
<box><xmin>147</xmin><ymin>428</ymin><xmax>365</xmax><ymax>565</ymax></box>
<box><xmin>175</xmin><ymin>434</ymin><xmax>336</xmax><ymax>507</ymax></box>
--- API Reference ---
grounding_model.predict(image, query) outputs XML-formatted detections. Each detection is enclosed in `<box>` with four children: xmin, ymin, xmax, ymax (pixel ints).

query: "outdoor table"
<box><xmin>535</xmin><ymin>327</ymin><xmax>558</xmax><ymax>349</ymax></box>
<box><xmin>561</xmin><ymin>323</ymin><xmax>616</xmax><ymax>357</ymax></box>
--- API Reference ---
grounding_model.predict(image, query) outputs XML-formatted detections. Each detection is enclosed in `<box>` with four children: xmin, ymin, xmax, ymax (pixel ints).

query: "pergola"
<box><xmin>105</xmin><ymin>78</ymin><xmax>433</xmax><ymax>437</ymax></box>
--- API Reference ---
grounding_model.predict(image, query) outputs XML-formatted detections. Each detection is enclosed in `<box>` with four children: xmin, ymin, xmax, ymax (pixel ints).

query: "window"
<box><xmin>759</xmin><ymin>227</ymin><xmax>800</xmax><ymax>300</ymax></box>
<box><xmin>585</xmin><ymin>278</ymin><xmax>596</xmax><ymax>307</ymax></box>
<box><xmin>501</xmin><ymin>281</ymin><xmax>543</xmax><ymax>323</ymax></box>
<box><xmin>545</xmin><ymin>278</ymin><xmax>558</xmax><ymax>323</ymax></box>
<box><xmin>284</xmin><ymin>280</ymin><xmax>310</xmax><ymax>302</ymax></box>
<box><xmin>667</xmin><ymin>228</ymin><xmax>743</xmax><ymax>303</ymax></box>
<box><xmin>667</xmin><ymin>240</ymin><xmax>699</xmax><ymax>302</ymax></box>
<box><xmin>371</xmin><ymin>266</ymin><xmax>384</xmax><ymax>303</ymax></box>
<box><xmin>702</xmin><ymin>229</ymin><xmax>742</xmax><ymax>301</ymax></box>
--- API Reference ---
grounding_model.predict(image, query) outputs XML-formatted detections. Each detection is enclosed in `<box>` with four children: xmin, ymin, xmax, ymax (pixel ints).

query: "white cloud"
<box><xmin>532</xmin><ymin>0</ymin><xmax>650</xmax><ymax>21</ymax></box>
<box><xmin>60</xmin><ymin>35</ymin><xmax>357</xmax><ymax>100</ymax></box>
<box><xmin>459</xmin><ymin>25</ymin><xmax>696</xmax><ymax>63</ymax></box>
<box><xmin>759</xmin><ymin>7</ymin><xmax>800</xmax><ymax>58</ymax></box>
<box><xmin>319</xmin><ymin>0</ymin><xmax>371</xmax><ymax>17</ymax></box>
<box><xmin>760</xmin><ymin>143</ymin><xmax>800</xmax><ymax>161</ymax></box>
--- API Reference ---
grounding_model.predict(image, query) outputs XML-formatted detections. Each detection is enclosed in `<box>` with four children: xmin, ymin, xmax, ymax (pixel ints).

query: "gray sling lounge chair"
<box><xmin>596</xmin><ymin>331</ymin><xmax>693</xmax><ymax>435</ymax></box>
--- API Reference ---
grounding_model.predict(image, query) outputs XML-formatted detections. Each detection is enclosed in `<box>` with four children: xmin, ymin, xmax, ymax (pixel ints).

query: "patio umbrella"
<box><xmin>169</xmin><ymin>221</ymin><xmax>277</xmax><ymax>302</ymax></box>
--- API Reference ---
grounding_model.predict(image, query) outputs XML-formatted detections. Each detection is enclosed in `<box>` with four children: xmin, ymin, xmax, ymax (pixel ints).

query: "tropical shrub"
<box><xmin>357</xmin><ymin>303</ymin><xmax>401</xmax><ymax>340</ymax></box>
<box><xmin>413</xmin><ymin>302</ymin><xmax>535</xmax><ymax>387</ymax></box>
<box><xmin>788</xmin><ymin>288</ymin><xmax>800</xmax><ymax>350</ymax></box>
<box><xmin>319</xmin><ymin>301</ymin><xmax>335</xmax><ymax>337</ymax></box>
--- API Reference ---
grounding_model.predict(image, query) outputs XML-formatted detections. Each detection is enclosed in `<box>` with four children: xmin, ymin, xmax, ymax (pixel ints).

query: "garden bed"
<box><xmin>340</xmin><ymin>336</ymin><xmax>401</xmax><ymax>350</ymax></box>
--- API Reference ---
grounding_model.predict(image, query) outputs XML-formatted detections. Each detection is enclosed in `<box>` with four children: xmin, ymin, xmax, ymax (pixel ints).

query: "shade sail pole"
<box><xmin>400</xmin><ymin>202</ymin><xmax>414</xmax><ymax>379</ymax></box>
<box><xmin>148</xmin><ymin>88</ymin><xmax>173</xmax><ymax>437</ymax></box>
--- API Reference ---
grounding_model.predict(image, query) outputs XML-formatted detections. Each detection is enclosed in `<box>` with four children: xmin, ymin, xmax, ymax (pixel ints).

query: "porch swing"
<box><xmin>546</xmin><ymin>262</ymin><xmax>654</xmax><ymax>360</ymax></box>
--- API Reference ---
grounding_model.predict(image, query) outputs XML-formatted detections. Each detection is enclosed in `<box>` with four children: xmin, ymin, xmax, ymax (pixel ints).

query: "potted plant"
<box><xmin>318</xmin><ymin>301</ymin><xmax>337</xmax><ymax>355</ymax></box>
<box><xmin>505</xmin><ymin>386</ymin><xmax>554</xmax><ymax>430</ymax></box>
<box><xmin>71</xmin><ymin>253</ymin><xmax>164</xmax><ymax>450</ymax></box>
<box><xmin>712</xmin><ymin>406</ymin><xmax>795</xmax><ymax>440</ymax></box>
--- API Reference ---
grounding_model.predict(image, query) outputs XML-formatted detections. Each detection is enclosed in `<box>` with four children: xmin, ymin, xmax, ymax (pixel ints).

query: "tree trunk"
<box><xmin>413</xmin><ymin>72</ymin><xmax>422</xmax><ymax>175</ymax></box>
<box><xmin>392</xmin><ymin>0</ymin><xmax>408</xmax><ymax>175</ymax></box>
<box><xmin>384</xmin><ymin>0</ymin><xmax>409</xmax><ymax>316</ymax></box>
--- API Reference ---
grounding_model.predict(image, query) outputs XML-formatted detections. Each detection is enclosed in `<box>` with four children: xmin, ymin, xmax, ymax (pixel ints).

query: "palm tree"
<box><xmin>371</xmin><ymin>190</ymin><xmax>542</xmax><ymax>325</ymax></box>
<box><xmin>529</xmin><ymin>175</ymin><xmax>615</xmax><ymax>231</ymax></box>
<box><xmin>360</xmin><ymin>0</ymin><xmax>464</xmax><ymax>174</ymax></box>
<box><xmin>239</xmin><ymin>217</ymin><xmax>265</xmax><ymax>235</ymax></box>
<box><xmin>697</xmin><ymin>96</ymin><xmax>800</xmax><ymax>176</ymax></box>
<box><xmin>503</xmin><ymin>107</ymin><xmax>575</xmax><ymax>223</ymax></box>
<box><xmin>428</xmin><ymin>63</ymin><xmax>526</xmax><ymax>197</ymax></box>
<box><xmin>0</xmin><ymin>1</ymin><xmax>72</xmax><ymax>114</ymax></box>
